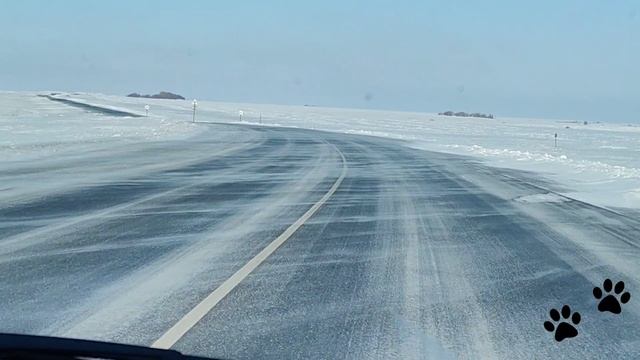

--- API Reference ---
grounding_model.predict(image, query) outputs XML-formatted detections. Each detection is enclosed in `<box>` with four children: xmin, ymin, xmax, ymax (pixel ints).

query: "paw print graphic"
<box><xmin>543</xmin><ymin>305</ymin><xmax>581</xmax><ymax>342</ymax></box>
<box><xmin>593</xmin><ymin>278</ymin><xmax>631</xmax><ymax>314</ymax></box>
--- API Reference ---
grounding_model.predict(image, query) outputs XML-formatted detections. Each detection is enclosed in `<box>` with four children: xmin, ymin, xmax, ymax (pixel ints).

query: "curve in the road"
<box><xmin>152</xmin><ymin>144</ymin><xmax>348</xmax><ymax>349</ymax></box>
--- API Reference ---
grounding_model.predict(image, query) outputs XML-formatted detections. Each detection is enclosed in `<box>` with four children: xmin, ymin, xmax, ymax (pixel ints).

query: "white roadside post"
<box><xmin>144</xmin><ymin>104</ymin><xmax>150</xmax><ymax>117</ymax></box>
<box><xmin>554</xmin><ymin>132</ymin><xmax>558</xmax><ymax>148</ymax></box>
<box><xmin>192</xmin><ymin>99</ymin><xmax>198</xmax><ymax>123</ymax></box>
<box><xmin>239</xmin><ymin>110</ymin><xmax>244</xmax><ymax>122</ymax></box>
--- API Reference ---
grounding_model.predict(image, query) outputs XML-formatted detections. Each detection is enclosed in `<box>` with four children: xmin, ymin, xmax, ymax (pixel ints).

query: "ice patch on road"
<box><xmin>514</xmin><ymin>193</ymin><xmax>569</xmax><ymax>204</ymax></box>
<box><xmin>396</xmin><ymin>317</ymin><xmax>456</xmax><ymax>360</ymax></box>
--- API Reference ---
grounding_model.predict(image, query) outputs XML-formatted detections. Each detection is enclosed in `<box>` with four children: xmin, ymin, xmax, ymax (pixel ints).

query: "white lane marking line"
<box><xmin>152</xmin><ymin>146</ymin><xmax>347</xmax><ymax>349</ymax></box>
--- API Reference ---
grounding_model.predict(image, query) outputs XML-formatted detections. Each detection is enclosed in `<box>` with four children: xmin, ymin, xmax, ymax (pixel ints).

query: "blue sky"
<box><xmin>1</xmin><ymin>0</ymin><xmax>638</xmax><ymax>121</ymax></box>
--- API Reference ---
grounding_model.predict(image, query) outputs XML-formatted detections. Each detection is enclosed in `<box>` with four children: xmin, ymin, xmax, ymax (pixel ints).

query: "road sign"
<box><xmin>192</xmin><ymin>99</ymin><xmax>198</xmax><ymax>123</ymax></box>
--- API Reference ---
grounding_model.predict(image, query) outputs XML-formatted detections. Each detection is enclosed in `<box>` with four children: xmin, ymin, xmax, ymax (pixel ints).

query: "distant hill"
<box><xmin>127</xmin><ymin>91</ymin><xmax>185</xmax><ymax>100</ymax></box>
<box><xmin>438</xmin><ymin>111</ymin><xmax>494</xmax><ymax>119</ymax></box>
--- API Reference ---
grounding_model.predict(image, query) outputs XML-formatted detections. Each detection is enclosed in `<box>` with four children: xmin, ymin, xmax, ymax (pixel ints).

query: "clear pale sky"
<box><xmin>1</xmin><ymin>0</ymin><xmax>638</xmax><ymax>121</ymax></box>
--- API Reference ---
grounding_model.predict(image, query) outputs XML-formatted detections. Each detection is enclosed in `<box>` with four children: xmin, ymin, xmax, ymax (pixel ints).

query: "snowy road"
<box><xmin>2</xmin><ymin>122</ymin><xmax>640</xmax><ymax>359</ymax></box>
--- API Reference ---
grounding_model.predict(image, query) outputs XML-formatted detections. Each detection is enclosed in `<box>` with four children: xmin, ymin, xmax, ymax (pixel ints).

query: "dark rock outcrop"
<box><xmin>127</xmin><ymin>91</ymin><xmax>185</xmax><ymax>100</ymax></box>
<box><xmin>438</xmin><ymin>111</ymin><xmax>494</xmax><ymax>119</ymax></box>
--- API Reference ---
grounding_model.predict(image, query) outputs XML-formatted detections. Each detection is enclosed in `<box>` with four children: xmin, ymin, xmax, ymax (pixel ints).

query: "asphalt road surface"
<box><xmin>2</xmin><ymin>123</ymin><xmax>640</xmax><ymax>359</ymax></box>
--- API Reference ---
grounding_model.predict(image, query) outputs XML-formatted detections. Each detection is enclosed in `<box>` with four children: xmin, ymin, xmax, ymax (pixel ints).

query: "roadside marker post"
<box><xmin>192</xmin><ymin>99</ymin><xmax>198</xmax><ymax>123</ymax></box>
<box><xmin>554</xmin><ymin>133</ymin><xmax>558</xmax><ymax>148</ymax></box>
<box><xmin>239</xmin><ymin>110</ymin><xmax>244</xmax><ymax>122</ymax></box>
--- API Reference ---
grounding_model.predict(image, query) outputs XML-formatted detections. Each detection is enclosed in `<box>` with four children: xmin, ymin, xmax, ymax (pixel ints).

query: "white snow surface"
<box><xmin>2</xmin><ymin>91</ymin><xmax>639</xmax><ymax>209</ymax></box>
<box><xmin>0</xmin><ymin>91</ymin><xmax>199</xmax><ymax>162</ymax></box>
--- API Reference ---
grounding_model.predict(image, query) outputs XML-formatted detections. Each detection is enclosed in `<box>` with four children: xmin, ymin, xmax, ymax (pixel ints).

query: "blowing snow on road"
<box><xmin>1</xmin><ymin>93</ymin><xmax>639</xmax><ymax>359</ymax></box>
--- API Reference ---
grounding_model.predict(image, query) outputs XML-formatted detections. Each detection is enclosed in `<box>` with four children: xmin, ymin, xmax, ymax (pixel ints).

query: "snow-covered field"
<box><xmin>3</xmin><ymin>91</ymin><xmax>639</xmax><ymax>209</ymax></box>
<box><xmin>0</xmin><ymin>91</ymin><xmax>199</xmax><ymax>162</ymax></box>
<box><xmin>0</xmin><ymin>91</ymin><xmax>207</xmax><ymax>205</ymax></box>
